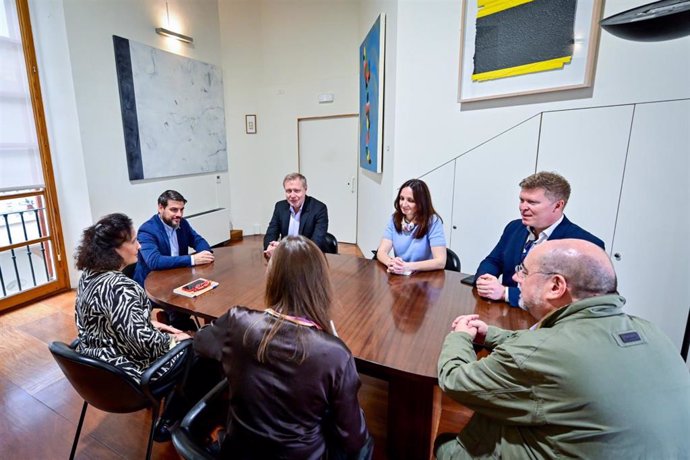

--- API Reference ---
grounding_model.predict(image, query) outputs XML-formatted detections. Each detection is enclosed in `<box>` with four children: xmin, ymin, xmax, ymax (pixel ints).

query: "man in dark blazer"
<box><xmin>263</xmin><ymin>173</ymin><xmax>329</xmax><ymax>258</ymax></box>
<box><xmin>134</xmin><ymin>190</ymin><xmax>214</xmax><ymax>329</ymax></box>
<box><xmin>474</xmin><ymin>172</ymin><xmax>604</xmax><ymax>307</ymax></box>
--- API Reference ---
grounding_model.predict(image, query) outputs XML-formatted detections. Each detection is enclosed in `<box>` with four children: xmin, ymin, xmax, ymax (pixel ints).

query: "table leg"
<box><xmin>387</xmin><ymin>377</ymin><xmax>441</xmax><ymax>460</ymax></box>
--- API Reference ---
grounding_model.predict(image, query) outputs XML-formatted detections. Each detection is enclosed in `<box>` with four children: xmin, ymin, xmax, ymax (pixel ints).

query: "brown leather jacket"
<box><xmin>194</xmin><ymin>306</ymin><xmax>369</xmax><ymax>459</ymax></box>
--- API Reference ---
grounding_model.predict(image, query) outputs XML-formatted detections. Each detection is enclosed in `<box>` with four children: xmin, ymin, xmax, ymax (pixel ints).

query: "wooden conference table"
<box><xmin>146</xmin><ymin>246</ymin><xmax>532</xmax><ymax>459</ymax></box>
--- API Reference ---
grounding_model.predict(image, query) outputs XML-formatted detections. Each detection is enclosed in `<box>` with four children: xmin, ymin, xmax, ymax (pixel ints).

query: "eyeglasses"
<box><xmin>514</xmin><ymin>263</ymin><xmax>560</xmax><ymax>280</ymax></box>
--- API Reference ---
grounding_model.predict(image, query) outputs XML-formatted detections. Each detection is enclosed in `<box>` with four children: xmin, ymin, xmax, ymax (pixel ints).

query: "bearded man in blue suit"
<box><xmin>134</xmin><ymin>190</ymin><xmax>214</xmax><ymax>330</ymax></box>
<box><xmin>474</xmin><ymin>172</ymin><xmax>604</xmax><ymax>307</ymax></box>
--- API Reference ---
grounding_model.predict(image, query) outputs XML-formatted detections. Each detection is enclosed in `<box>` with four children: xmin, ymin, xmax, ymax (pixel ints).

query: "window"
<box><xmin>0</xmin><ymin>0</ymin><xmax>69</xmax><ymax>309</ymax></box>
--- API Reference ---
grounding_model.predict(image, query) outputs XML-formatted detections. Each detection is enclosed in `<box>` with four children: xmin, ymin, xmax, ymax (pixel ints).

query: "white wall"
<box><xmin>61</xmin><ymin>0</ymin><xmax>227</xmax><ymax>225</ymax></box>
<box><xmin>218</xmin><ymin>0</ymin><xmax>361</xmax><ymax>236</ymax></box>
<box><xmin>30</xmin><ymin>0</ymin><xmax>227</xmax><ymax>284</ymax></box>
<box><xmin>357</xmin><ymin>0</ymin><xmax>688</xmax><ymax>257</ymax></box>
<box><xmin>384</xmin><ymin>0</ymin><xmax>690</xmax><ymax>261</ymax></box>
<box><xmin>393</xmin><ymin>0</ymin><xmax>690</xmax><ymax>186</ymax></box>
<box><xmin>28</xmin><ymin>0</ymin><xmax>91</xmax><ymax>286</ymax></box>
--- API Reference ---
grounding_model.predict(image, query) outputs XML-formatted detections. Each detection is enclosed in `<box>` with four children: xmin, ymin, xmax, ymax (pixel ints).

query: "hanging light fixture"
<box><xmin>155</xmin><ymin>0</ymin><xmax>194</xmax><ymax>44</ymax></box>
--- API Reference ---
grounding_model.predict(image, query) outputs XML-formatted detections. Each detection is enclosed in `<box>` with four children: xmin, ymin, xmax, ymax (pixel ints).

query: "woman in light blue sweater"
<box><xmin>376</xmin><ymin>179</ymin><xmax>446</xmax><ymax>274</ymax></box>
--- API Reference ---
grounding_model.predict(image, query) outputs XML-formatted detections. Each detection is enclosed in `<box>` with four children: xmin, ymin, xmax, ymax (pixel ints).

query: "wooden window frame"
<box><xmin>0</xmin><ymin>0</ymin><xmax>70</xmax><ymax>311</ymax></box>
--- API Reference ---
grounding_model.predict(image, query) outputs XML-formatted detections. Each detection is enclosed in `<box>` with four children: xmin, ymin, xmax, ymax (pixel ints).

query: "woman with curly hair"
<box><xmin>73</xmin><ymin>213</ymin><xmax>202</xmax><ymax>441</ymax></box>
<box><xmin>74</xmin><ymin>213</ymin><xmax>191</xmax><ymax>380</ymax></box>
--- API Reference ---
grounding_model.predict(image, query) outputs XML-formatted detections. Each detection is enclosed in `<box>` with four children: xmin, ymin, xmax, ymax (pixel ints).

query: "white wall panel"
<box><xmin>612</xmin><ymin>99</ymin><xmax>690</xmax><ymax>353</ymax></box>
<box><xmin>537</xmin><ymin>105</ymin><xmax>633</xmax><ymax>250</ymax></box>
<box><xmin>451</xmin><ymin>116</ymin><xmax>541</xmax><ymax>275</ymax></box>
<box><xmin>420</xmin><ymin>162</ymin><xmax>455</xmax><ymax>248</ymax></box>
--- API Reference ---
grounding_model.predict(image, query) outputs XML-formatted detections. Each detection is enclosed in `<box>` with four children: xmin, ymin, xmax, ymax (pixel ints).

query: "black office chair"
<box><xmin>122</xmin><ymin>262</ymin><xmax>137</xmax><ymax>279</ymax></box>
<box><xmin>172</xmin><ymin>378</ymin><xmax>229</xmax><ymax>460</ymax></box>
<box><xmin>323</xmin><ymin>232</ymin><xmax>339</xmax><ymax>254</ymax></box>
<box><xmin>49</xmin><ymin>339</ymin><xmax>193</xmax><ymax>460</ymax></box>
<box><xmin>444</xmin><ymin>248</ymin><xmax>461</xmax><ymax>272</ymax></box>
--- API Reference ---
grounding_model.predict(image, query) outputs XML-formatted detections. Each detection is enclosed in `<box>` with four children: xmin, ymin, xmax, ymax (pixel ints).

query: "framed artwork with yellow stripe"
<box><xmin>458</xmin><ymin>0</ymin><xmax>603</xmax><ymax>102</ymax></box>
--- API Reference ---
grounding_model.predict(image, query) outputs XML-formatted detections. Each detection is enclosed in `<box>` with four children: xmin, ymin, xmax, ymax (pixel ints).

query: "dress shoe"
<box><xmin>153</xmin><ymin>417</ymin><xmax>176</xmax><ymax>442</ymax></box>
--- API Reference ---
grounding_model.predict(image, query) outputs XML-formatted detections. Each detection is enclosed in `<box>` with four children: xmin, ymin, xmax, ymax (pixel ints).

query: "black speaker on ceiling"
<box><xmin>600</xmin><ymin>0</ymin><xmax>690</xmax><ymax>41</ymax></box>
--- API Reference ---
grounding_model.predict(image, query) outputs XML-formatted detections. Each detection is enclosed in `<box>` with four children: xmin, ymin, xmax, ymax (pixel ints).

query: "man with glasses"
<box><xmin>474</xmin><ymin>171</ymin><xmax>604</xmax><ymax>307</ymax></box>
<box><xmin>435</xmin><ymin>239</ymin><xmax>690</xmax><ymax>459</ymax></box>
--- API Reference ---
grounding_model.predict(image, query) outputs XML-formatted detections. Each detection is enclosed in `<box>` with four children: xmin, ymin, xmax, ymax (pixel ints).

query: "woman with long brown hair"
<box><xmin>194</xmin><ymin>236</ymin><xmax>372</xmax><ymax>459</ymax></box>
<box><xmin>376</xmin><ymin>178</ymin><xmax>447</xmax><ymax>274</ymax></box>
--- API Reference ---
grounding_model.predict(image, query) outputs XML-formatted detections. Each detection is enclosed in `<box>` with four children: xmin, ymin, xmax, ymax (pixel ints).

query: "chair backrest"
<box><xmin>122</xmin><ymin>263</ymin><xmax>137</xmax><ymax>280</ymax></box>
<box><xmin>172</xmin><ymin>378</ymin><xmax>229</xmax><ymax>460</ymax></box>
<box><xmin>444</xmin><ymin>248</ymin><xmax>461</xmax><ymax>272</ymax></box>
<box><xmin>49</xmin><ymin>341</ymin><xmax>152</xmax><ymax>413</ymax></box>
<box><xmin>323</xmin><ymin>232</ymin><xmax>338</xmax><ymax>254</ymax></box>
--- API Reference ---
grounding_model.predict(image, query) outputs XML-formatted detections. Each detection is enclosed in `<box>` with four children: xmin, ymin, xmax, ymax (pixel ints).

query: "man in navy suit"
<box><xmin>134</xmin><ymin>190</ymin><xmax>214</xmax><ymax>329</ymax></box>
<box><xmin>263</xmin><ymin>173</ymin><xmax>329</xmax><ymax>258</ymax></box>
<box><xmin>475</xmin><ymin>171</ymin><xmax>604</xmax><ymax>307</ymax></box>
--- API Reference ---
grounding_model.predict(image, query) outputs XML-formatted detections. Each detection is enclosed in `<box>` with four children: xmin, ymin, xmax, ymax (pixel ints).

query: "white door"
<box><xmin>298</xmin><ymin>115</ymin><xmax>358</xmax><ymax>244</ymax></box>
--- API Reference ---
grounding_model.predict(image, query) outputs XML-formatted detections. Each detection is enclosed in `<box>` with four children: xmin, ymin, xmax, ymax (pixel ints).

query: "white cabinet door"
<box><xmin>611</xmin><ymin>99</ymin><xmax>690</xmax><ymax>355</ymax></box>
<box><xmin>451</xmin><ymin>115</ymin><xmax>540</xmax><ymax>274</ymax></box>
<box><xmin>421</xmin><ymin>163</ymin><xmax>455</xmax><ymax>247</ymax></box>
<box><xmin>537</xmin><ymin>105</ymin><xmax>633</xmax><ymax>250</ymax></box>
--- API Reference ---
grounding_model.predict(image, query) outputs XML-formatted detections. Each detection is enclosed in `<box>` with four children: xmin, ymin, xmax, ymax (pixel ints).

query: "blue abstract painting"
<box><xmin>359</xmin><ymin>14</ymin><xmax>385</xmax><ymax>173</ymax></box>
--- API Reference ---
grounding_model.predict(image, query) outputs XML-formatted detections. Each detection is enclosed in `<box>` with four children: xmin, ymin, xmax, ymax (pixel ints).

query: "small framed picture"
<box><xmin>245</xmin><ymin>114</ymin><xmax>257</xmax><ymax>134</ymax></box>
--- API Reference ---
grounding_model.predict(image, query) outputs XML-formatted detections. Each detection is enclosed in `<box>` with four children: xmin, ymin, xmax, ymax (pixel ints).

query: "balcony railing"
<box><xmin>0</xmin><ymin>204</ymin><xmax>55</xmax><ymax>299</ymax></box>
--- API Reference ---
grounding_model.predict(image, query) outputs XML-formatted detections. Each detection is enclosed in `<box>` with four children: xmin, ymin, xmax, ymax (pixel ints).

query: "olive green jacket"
<box><xmin>437</xmin><ymin>294</ymin><xmax>690</xmax><ymax>459</ymax></box>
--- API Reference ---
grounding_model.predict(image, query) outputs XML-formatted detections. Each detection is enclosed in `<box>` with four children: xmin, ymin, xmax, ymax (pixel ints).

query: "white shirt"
<box><xmin>525</xmin><ymin>214</ymin><xmax>564</xmax><ymax>248</ymax></box>
<box><xmin>288</xmin><ymin>206</ymin><xmax>302</xmax><ymax>237</ymax></box>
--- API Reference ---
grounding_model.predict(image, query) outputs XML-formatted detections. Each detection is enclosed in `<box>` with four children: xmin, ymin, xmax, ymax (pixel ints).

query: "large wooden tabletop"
<box><xmin>146</xmin><ymin>245</ymin><xmax>533</xmax><ymax>459</ymax></box>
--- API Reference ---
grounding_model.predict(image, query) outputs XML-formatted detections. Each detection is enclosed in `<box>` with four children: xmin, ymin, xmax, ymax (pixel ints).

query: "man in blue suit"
<box><xmin>475</xmin><ymin>172</ymin><xmax>604</xmax><ymax>307</ymax></box>
<box><xmin>134</xmin><ymin>190</ymin><xmax>214</xmax><ymax>329</ymax></box>
<box><xmin>263</xmin><ymin>173</ymin><xmax>329</xmax><ymax>258</ymax></box>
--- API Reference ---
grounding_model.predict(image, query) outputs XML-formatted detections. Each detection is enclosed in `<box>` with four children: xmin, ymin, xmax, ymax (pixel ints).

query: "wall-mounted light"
<box><xmin>156</xmin><ymin>0</ymin><xmax>194</xmax><ymax>44</ymax></box>
<box><xmin>600</xmin><ymin>0</ymin><xmax>690</xmax><ymax>42</ymax></box>
<box><xmin>155</xmin><ymin>27</ymin><xmax>193</xmax><ymax>44</ymax></box>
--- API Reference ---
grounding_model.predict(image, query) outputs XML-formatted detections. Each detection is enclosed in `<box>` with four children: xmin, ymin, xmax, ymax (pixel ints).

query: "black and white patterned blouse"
<box><xmin>75</xmin><ymin>270</ymin><xmax>172</xmax><ymax>383</ymax></box>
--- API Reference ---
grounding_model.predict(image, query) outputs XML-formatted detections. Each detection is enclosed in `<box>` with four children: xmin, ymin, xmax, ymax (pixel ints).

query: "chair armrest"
<box><xmin>172</xmin><ymin>378</ymin><xmax>229</xmax><ymax>460</ymax></box>
<box><xmin>180</xmin><ymin>378</ymin><xmax>228</xmax><ymax>430</ymax></box>
<box><xmin>140</xmin><ymin>339</ymin><xmax>194</xmax><ymax>400</ymax></box>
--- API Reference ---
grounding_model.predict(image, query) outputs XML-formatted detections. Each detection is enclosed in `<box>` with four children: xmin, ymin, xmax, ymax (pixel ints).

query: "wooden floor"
<box><xmin>0</xmin><ymin>236</ymin><xmax>471</xmax><ymax>459</ymax></box>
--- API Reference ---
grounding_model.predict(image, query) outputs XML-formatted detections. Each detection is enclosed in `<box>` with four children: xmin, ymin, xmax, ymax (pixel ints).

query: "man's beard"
<box><xmin>162</xmin><ymin>215</ymin><xmax>180</xmax><ymax>229</ymax></box>
<box><xmin>518</xmin><ymin>296</ymin><xmax>529</xmax><ymax>311</ymax></box>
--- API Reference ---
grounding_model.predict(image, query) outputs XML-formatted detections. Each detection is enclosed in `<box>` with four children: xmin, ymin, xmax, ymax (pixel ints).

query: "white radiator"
<box><xmin>186</xmin><ymin>208</ymin><xmax>230</xmax><ymax>247</ymax></box>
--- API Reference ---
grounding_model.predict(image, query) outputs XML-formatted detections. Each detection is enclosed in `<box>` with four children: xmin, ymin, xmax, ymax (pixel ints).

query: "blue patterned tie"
<box><xmin>521</xmin><ymin>238</ymin><xmax>535</xmax><ymax>262</ymax></box>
